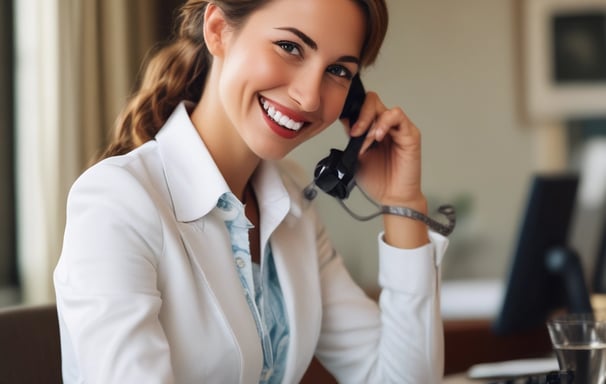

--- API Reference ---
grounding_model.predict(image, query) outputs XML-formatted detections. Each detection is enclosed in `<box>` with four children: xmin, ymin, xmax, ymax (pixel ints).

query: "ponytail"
<box><xmin>100</xmin><ymin>1</ymin><xmax>210</xmax><ymax>159</ymax></box>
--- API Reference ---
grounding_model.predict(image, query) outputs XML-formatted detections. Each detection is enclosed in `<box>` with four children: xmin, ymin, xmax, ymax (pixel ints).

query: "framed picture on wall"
<box><xmin>524</xmin><ymin>0</ymin><xmax>606</xmax><ymax>122</ymax></box>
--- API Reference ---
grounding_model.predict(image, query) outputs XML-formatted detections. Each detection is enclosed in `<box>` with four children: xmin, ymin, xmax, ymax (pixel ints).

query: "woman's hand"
<box><xmin>347</xmin><ymin>91</ymin><xmax>425</xmax><ymax>211</ymax></box>
<box><xmin>345</xmin><ymin>91</ymin><xmax>430</xmax><ymax>248</ymax></box>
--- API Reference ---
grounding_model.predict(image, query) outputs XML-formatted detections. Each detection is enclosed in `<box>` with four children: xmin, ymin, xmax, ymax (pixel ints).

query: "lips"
<box><xmin>259</xmin><ymin>97</ymin><xmax>308</xmax><ymax>139</ymax></box>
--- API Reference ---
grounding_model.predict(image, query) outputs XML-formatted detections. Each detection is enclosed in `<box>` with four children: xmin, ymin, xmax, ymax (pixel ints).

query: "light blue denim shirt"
<box><xmin>216</xmin><ymin>192</ymin><xmax>289</xmax><ymax>384</ymax></box>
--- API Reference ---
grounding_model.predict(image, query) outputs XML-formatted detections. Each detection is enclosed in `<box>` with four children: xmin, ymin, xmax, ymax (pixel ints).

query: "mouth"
<box><xmin>260</xmin><ymin>97</ymin><xmax>306</xmax><ymax>132</ymax></box>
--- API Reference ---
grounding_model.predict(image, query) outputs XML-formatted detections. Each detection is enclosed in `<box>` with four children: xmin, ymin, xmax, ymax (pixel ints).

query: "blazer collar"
<box><xmin>155</xmin><ymin>102</ymin><xmax>304</xmax><ymax>223</ymax></box>
<box><xmin>155</xmin><ymin>102</ymin><xmax>229</xmax><ymax>222</ymax></box>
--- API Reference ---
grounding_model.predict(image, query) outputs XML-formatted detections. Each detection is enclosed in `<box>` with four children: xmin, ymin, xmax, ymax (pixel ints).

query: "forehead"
<box><xmin>245</xmin><ymin>0</ymin><xmax>366</xmax><ymax>57</ymax></box>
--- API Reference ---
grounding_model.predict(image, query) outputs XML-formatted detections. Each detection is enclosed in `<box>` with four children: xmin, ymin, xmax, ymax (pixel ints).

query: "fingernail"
<box><xmin>353</xmin><ymin>121</ymin><xmax>366</xmax><ymax>136</ymax></box>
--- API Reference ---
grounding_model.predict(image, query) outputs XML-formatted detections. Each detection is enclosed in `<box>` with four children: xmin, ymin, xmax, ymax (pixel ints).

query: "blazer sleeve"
<box><xmin>313</xmin><ymin>213</ymin><xmax>448</xmax><ymax>384</ymax></box>
<box><xmin>54</xmin><ymin>163</ymin><xmax>175</xmax><ymax>384</ymax></box>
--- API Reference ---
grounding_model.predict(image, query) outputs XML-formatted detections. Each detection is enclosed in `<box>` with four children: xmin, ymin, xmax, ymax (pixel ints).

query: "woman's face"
<box><xmin>214</xmin><ymin>0</ymin><xmax>366</xmax><ymax>160</ymax></box>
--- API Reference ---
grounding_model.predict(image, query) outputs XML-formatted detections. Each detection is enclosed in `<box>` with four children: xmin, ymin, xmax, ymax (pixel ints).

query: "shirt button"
<box><xmin>262</xmin><ymin>368</ymin><xmax>273</xmax><ymax>380</ymax></box>
<box><xmin>235</xmin><ymin>257</ymin><xmax>246</xmax><ymax>269</ymax></box>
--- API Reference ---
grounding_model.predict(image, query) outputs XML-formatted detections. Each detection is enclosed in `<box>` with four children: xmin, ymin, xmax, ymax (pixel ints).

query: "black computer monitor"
<box><xmin>493</xmin><ymin>173</ymin><xmax>591</xmax><ymax>335</ymax></box>
<box><xmin>592</xmin><ymin>209</ymin><xmax>606</xmax><ymax>293</ymax></box>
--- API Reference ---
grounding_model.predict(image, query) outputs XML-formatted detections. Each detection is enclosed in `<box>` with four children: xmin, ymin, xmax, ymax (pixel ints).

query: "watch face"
<box><xmin>552</xmin><ymin>12</ymin><xmax>606</xmax><ymax>83</ymax></box>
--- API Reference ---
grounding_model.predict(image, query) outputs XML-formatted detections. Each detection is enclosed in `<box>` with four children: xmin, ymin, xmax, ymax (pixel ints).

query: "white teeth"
<box><xmin>261</xmin><ymin>98</ymin><xmax>304</xmax><ymax>131</ymax></box>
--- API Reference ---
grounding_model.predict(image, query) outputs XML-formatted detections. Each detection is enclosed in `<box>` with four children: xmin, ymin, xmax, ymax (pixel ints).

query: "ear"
<box><xmin>203</xmin><ymin>4</ymin><xmax>229</xmax><ymax>57</ymax></box>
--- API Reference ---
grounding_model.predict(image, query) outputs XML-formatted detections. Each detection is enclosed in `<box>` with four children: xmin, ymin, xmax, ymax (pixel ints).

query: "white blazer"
<box><xmin>54</xmin><ymin>102</ymin><xmax>448</xmax><ymax>384</ymax></box>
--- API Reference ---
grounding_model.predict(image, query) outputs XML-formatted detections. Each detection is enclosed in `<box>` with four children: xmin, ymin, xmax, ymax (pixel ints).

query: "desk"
<box><xmin>443</xmin><ymin>373</ymin><xmax>474</xmax><ymax>383</ymax></box>
<box><xmin>443</xmin><ymin>318</ymin><xmax>552</xmax><ymax>375</ymax></box>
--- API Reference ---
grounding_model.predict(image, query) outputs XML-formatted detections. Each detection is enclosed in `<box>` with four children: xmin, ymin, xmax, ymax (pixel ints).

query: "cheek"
<box><xmin>323</xmin><ymin>90</ymin><xmax>348</xmax><ymax>125</ymax></box>
<box><xmin>217</xmin><ymin>52</ymin><xmax>273</xmax><ymax>125</ymax></box>
<box><xmin>222</xmin><ymin>45</ymin><xmax>286</xmax><ymax>90</ymax></box>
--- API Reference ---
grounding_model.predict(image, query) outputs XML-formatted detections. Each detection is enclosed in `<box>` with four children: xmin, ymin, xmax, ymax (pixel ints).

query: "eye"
<box><xmin>327</xmin><ymin>65</ymin><xmax>353</xmax><ymax>80</ymax></box>
<box><xmin>275</xmin><ymin>41</ymin><xmax>302</xmax><ymax>57</ymax></box>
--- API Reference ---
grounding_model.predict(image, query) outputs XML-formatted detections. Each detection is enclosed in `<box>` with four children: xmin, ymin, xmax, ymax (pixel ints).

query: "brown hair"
<box><xmin>101</xmin><ymin>0</ymin><xmax>388</xmax><ymax>159</ymax></box>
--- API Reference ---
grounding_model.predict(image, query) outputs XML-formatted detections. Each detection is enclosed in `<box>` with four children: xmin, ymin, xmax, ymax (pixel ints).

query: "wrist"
<box><xmin>382</xmin><ymin>201</ymin><xmax>430</xmax><ymax>249</ymax></box>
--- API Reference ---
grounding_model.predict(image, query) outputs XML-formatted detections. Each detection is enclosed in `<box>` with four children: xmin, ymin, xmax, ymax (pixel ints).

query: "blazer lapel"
<box><xmin>270</xmin><ymin>213</ymin><xmax>323</xmax><ymax>382</ymax></box>
<box><xmin>178</xmin><ymin>216</ymin><xmax>263</xmax><ymax>383</ymax></box>
<box><xmin>253</xmin><ymin>160</ymin><xmax>323</xmax><ymax>382</ymax></box>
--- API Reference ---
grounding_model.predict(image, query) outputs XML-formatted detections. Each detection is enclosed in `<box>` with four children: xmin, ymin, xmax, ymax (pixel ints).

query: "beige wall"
<box><xmin>288</xmin><ymin>0</ymin><xmax>538</xmax><ymax>287</ymax></box>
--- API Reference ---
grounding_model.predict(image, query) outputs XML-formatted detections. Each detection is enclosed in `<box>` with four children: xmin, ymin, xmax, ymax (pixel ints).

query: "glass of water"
<box><xmin>547</xmin><ymin>313</ymin><xmax>606</xmax><ymax>384</ymax></box>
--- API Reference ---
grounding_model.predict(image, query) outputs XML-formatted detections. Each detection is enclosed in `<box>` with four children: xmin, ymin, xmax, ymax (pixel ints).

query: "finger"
<box><xmin>359</xmin><ymin>122</ymin><xmax>379</xmax><ymax>155</ymax></box>
<box><xmin>357</xmin><ymin>93</ymin><xmax>393</xmax><ymax>154</ymax></box>
<box><xmin>375</xmin><ymin>107</ymin><xmax>417</xmax><ymax>141</ymax></box>
<box><xmin>349</xmin><ymin>91</ymin><xmax>381</xmax><ymax>137</ymax></box>
<box><xmin>360</xmin><ymin>108</ymin><xmax>402</xmax><ymax>148</ymax></box>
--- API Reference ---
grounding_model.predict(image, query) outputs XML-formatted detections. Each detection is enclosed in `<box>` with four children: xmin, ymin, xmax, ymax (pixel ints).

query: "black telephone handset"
<box><xmin>303</xmin><ymin>75</ymin><xmax>457</xmax><ymax>236</ymax></box>
<box><xmin>308</xmin><ymin>75</ymin><xmax>367</xmax><ymax>200</ymax></box>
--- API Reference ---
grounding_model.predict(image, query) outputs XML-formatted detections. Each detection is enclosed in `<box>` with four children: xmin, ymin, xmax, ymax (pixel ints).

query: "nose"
<box><xmin>289</xmin><ymin>69</ymin><xmax>322</xmax><ymax>112</ymax></box>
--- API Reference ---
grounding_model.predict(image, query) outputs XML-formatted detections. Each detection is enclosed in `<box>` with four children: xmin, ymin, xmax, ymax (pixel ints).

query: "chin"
<box><xmin>245</xmin><ymin>133</ymin><xmax>293</xmax><ymax>160</ymax></box>
<box><xmin>251</xmin><ymin>143</ymin><xmax>294</xmax><ymax>161</ymax></box>
<box><xmin>256</xmin><ymin>149</ymin><xmax>291</xmax><ymax>161</ymax></box>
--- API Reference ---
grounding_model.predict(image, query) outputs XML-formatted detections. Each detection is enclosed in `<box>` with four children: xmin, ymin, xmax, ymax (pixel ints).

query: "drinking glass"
<box><xmin>547</xmin><ymin>313</ymin><xmax>606</xmax><ymax>384</ymax></box>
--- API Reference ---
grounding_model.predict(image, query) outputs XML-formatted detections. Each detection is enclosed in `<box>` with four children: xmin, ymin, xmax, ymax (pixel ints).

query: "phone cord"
<box><xmin>336</xmin><ymin>187</ymin><xmax>457</xmax><ymax>237</ymax></box>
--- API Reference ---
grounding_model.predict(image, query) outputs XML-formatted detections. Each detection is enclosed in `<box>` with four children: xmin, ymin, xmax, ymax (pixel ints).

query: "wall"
<box><xmin>287</xmin><ymin>0</ymin><xmax>537</xmax><ymax>288</ymax></box>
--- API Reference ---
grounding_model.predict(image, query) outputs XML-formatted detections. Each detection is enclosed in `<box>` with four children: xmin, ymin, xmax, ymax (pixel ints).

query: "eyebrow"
<box><xmin>275</xmin><ymin>27</ymin><xmax>360</xmax><ymax>65</ymax></box>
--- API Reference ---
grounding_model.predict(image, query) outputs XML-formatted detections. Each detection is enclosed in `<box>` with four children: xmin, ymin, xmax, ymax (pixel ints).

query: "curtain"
<box><xmin>15</xmin><ymin>0</ymin><xmax>182</xmax><ymax>304</ymax></box>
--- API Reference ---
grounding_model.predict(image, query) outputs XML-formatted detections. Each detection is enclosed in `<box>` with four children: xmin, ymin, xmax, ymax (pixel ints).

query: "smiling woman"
<box><xmin>54</xmin><ymin>1</ymin><xmax>449</xmax><ymax>383</ymax></box>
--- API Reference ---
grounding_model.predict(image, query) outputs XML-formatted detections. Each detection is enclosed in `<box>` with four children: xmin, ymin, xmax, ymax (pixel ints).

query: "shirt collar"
<box><xmin>155</xmin><ymin>101</ymin><xmax>303</xmax><ymax>223</ymax></box>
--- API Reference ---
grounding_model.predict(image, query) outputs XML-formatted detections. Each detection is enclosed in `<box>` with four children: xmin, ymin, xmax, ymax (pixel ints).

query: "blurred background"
<box><xmin>1</xmin><ymin>0</ymin><xmax>605</xmax><ymax>312</ymax></box>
